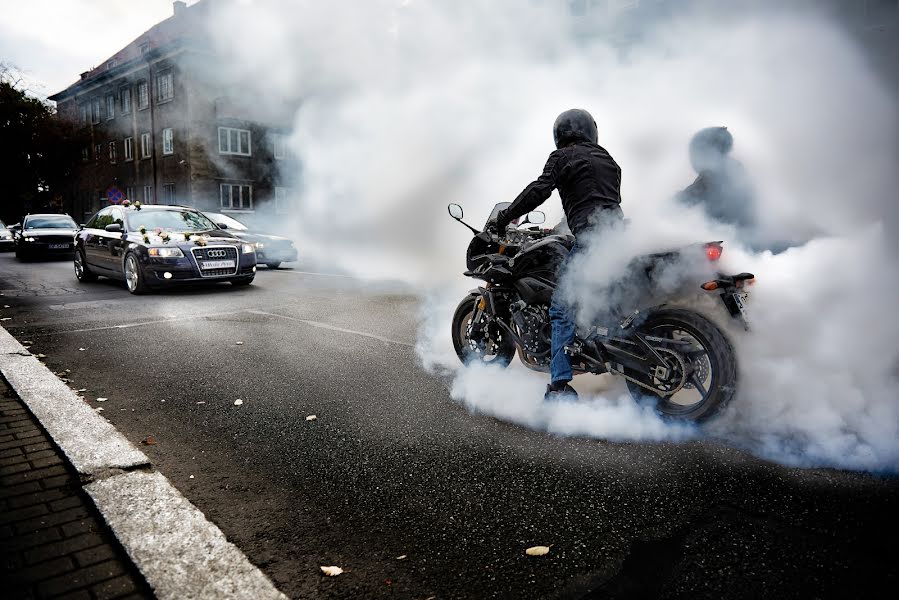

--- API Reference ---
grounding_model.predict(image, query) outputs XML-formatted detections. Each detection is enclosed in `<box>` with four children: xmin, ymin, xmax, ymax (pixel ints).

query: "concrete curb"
<box><xmin>0</xmin><ymin>325</ymin><xmax>287</xmax><ymax>600</ymax></box>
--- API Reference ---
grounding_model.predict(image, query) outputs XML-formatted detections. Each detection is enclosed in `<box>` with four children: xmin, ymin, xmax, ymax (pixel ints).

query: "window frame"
<box><xmin>217</xmin><ymin>127</ymin><xmax>252</xmax><ymax>156</ymax></box>
<box><xmin>272</xmin><ymin>134</ymin><xmax>285</xmax><ymax>159</ymax></box>
<box><xmin>108</xmin><ymin>141</ymin><xmax>117</xmax><ymax>164</ymax></box>
<box><xmin>140</xmin><ymin>133</ymin><xmax>151</xmax><ymax>159</ymax></box>
<box><xmin>162</xmin><ymin>128</ymin><xmax>174</xmax><ymax>155</ymax></box>
<box><xmin>120</xmin><ymin>87</ymin><xmax>132</xmax><ymax>115</ymax></box>
<box><xmin>156</xmin><ymin>69</ymin><xmax>174</xmax><ymax>103</ymax></box>
<box><xmin>143</xmin><ymin>185</ymin><xmax>153</xmax><ymax>204</ymax></box>
<box><xmin>106</xmin><ymin>94</ymin><xmax>115</xmax><ymax>120</ymax></box>
<box><xmin>137</xmin><ymin>80</ymin><xmax>149</xmax><ymax>110</ymax></box>
<box><xmin>94</xmin><ymin>143</ymin><xmax>102</xmax><ymax>161</ymax></box>
<box><xmin>124</xmin><ymin>137</ymin><xmax>134</xmax><ymax>161</ymax></box>
<box><xmin>91</xmin><ymin>98</ymin><xmax>101</xmax><ymax>124</ymax></box>
<box><xmin>220</xmin><ymin>183</ymin><xmax>254</xmax><ymax>210</ymax></box>
<box><xmin>162</xmin><ymin>183</ymin><xmax>175</xmax><ymax>204</ymax></box>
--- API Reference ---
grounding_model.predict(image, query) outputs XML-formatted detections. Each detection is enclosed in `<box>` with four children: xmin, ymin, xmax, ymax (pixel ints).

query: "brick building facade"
<box><xmin>49</xmin><ymin>1</ymin><xmax>294</xmax><ymax>223</ymax></box>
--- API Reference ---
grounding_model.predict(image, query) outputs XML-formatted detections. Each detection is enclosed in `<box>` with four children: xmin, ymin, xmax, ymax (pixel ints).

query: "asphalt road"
<box><xmin>1</xmin><ymin>251</ymin><xmax>897</xmax><ymax>599</ymax></box>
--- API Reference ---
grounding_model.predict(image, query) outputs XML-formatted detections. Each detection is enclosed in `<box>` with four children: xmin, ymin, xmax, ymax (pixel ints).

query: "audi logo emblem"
<box><xmin>207</xmin><ymin>249</ymin><xmax>227</xmax><ymax>258</ymax></box>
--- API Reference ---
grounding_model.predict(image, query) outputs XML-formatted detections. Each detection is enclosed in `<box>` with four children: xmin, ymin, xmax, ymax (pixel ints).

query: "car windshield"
<box><xmin>0</xmin><ymin>220</ymin><xmax>6</xmax><ymax>228</ymax></box>
<box><xmin>126</xmin><ymin>210</ymin><xmax>218</xmax><ymax>233</ymax></box>
<box><xmin>25</xmin><ymin>216</ymin><xmax>77</xmax><ymax>229</ymax></box>
<box><xmin>205</xmin><ymin>213</ymin><xmax>248</xmax><ymax>231</ymax></box>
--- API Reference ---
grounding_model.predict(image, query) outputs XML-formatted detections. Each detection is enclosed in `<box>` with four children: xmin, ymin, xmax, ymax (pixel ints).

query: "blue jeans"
<box><xmin>549</xmin><ymin>244</ymin><xmax>578</xmax><ymax>385</ymax></box>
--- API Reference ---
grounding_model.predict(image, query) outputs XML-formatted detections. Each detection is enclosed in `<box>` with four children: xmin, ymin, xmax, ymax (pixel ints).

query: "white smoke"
<box><xmin>205</xmin><ymin>0</ymin><xmax>899</xmax><ymax>471</ymax></box>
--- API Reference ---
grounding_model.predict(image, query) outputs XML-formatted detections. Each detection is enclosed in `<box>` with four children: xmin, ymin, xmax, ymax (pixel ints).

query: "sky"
<box><xmin>0</xmin><ymin>0</ymin><xmax>198</xmax><ymax>98</ymax></box>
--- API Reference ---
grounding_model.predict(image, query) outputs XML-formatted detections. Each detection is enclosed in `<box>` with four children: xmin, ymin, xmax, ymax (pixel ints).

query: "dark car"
<box><xmin>0</xmin><ymin>219</ymin><xmax>14</xmax><ymax>251</ymax></box>
<box><xmin>74</xmin><ymin>204</ymin><xmax>257</xmax><ymax>294</ymax></box>
<box><xmin>15</xmin><ymin>214</ymin><xmax>79</xmax><ymax>260</ymax></box>
<box><xmin>204</xmin><ymin>212</ymin><xmax>298</xmax><ymax>269</ymax></box>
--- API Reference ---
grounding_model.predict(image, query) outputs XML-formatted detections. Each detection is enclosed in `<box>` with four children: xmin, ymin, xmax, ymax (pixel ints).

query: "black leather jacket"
<box><xmin>499</xmin><ymin>141</ymin><xmax>623</xmax><ymax>238</ymax></box>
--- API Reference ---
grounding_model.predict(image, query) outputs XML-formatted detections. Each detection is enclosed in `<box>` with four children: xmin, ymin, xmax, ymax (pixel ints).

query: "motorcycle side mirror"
<box><xmin>525</xmin><ymin>211</ymin><xmax>546</xmax><ymax>225</ymax></box>
<box><xmin>447</xmin><ymin>203</ymin><xmax>463</xmax><ymax>220</ymax></box>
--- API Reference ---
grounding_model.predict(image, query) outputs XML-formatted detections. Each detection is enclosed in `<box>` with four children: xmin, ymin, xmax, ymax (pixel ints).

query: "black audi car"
<box><xmin>203</xmin><ymin>212</ymin><xmax>298</xmax><ymax>269</ymax></box>
<box><xmin>15</xmin><ymin>214</ymin><xmax>79</xmax><ymax>260</ymax></box>
<box><xmin>75</xmin><ymin>204</ymin><xmax>257</xmax><ymax>294</ymax></box>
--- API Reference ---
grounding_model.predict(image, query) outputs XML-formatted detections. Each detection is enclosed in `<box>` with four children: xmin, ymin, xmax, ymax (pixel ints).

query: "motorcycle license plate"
<box><xmin>49</xmin><ymin>243</ymin><xmax>69</xmax><ymax>249</ymax></box>
<box><xmin>201</xmin><ymin>260</ymin><xmax>235</xmax><ymax>269</ymax></box>
<box><xmin>733</xmin><ymin>292</ymin><xmax>750</xmax><ymax>322</ymax></box>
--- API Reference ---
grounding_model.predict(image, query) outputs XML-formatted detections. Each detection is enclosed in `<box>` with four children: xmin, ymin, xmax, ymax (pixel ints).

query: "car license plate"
<box><xmin>201</xmin><ymin>260</ymin><xmax>235</xmax><ymax>269</ymax></box>
<box><xmin>49</xmin><ymin>243</ymin><xmax>69</xmax><ymax>249</ymax></box>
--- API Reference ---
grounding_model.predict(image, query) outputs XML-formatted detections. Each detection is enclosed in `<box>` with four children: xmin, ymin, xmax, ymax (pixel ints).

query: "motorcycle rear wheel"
<box><xmin>451</xmin><ymin>295</ymin><xmax>516</xmax><ymax>367</ymax></box>
<box><xmin>624</xmin><ymin>308</ymin><xmax>737</xmax><ymax>422</ymax></box>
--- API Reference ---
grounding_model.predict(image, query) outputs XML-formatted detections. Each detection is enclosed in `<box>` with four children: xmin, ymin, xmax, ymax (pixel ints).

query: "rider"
<box><xmin>494</xmin><ymin>109</ymin><xmax>623</xmax><ymax>401</ymax></box>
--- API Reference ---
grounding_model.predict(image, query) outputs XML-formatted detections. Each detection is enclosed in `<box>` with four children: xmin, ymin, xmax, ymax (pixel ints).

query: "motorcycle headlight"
<box><xmin>148</xmin><ymin>247</ymin><xmax>184</xmax><ymax>258</ymax></box>
<box><xmin>242</xmin><ymin>243</ymin><xmax>256</xmax><ymax>254</ymax></box>
<box><xmin>24</xmin><ymin>237</ymin><xmax>36</xmax><ymax>243</ymax></box>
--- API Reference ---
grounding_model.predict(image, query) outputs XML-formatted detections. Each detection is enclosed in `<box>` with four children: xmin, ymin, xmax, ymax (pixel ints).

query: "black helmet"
<box><xmin>553</xmin><ymin>109</ymin><xmax>598</xmax><ymax>149</ymax></box>
<box><xmin>689</xmin><ymin>126</ymin><xmax>733</xmax><ymax>172</ymax></box>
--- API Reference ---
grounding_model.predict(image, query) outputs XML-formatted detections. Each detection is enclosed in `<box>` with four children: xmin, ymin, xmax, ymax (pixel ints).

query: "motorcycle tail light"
<box><xmin>705</xmin><ymin>243</ymin><xmax>723</xmax><ymax>261</ymax></box>
<box><xmin>701</xmin><ymin>281</ymin><xmax>719</xmax><ymax>291</ymax></box>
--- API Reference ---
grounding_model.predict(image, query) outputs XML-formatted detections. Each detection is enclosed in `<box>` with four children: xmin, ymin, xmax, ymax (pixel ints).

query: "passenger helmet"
<box><xmin>553</xmin><ymin>109</ymin><xmax>598</xmax><ymax>149</ymax></box>
<box><xmin>689</xmin><ymin>126</ymin><xmax>733</xmax><ymax>172</ymax></box>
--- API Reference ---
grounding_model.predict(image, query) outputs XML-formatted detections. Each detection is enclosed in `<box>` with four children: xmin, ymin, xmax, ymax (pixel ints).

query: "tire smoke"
<box><xmin>206</xmin><ymin>1</ymin><xmax>899</xmax><ymax>471</ymax></box>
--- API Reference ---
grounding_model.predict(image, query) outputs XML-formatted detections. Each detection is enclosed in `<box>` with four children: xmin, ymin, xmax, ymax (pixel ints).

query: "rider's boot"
<box><xmin>544</xmin><ymin>380</ymin><xmax>579</xmax><ymax>402</ymax></box>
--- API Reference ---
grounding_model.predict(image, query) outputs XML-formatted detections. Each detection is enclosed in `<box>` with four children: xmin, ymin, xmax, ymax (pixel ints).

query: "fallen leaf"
<box><xmin>3</xmin><ymin>305</ymin><xmax>9</xmax><ymax>308</ymax></box>
<box><xmin>95</xmin><ymin>407</ymin><xmax>104</xmax><ymax>412</ymax></box>
<box><xmin>197</xmin><ymin>401</ymin><xmax>206</xmax><ymax>405</ymax></box>
<box><xmin>525</xmin><ymin>546</ymin><xmax>551</xmax><ymax>556</ymax></box>
<box><xmin>23</xmin><ymin>340</ymin><xmax>33</xmax><ymax>344</ymax></box>
<box><xmin>234</xmin><ymin>399</ymin><xmax>243</xmax><ymax>406</ymax></box>
<box><xmin>65</xmin><ymin>369</ymin><xmax>71</xmax><ymax>373</ymax></box>
<box><xmin>35</xmin><ymin>353</ymin><xmax>47</xmax><ymax>358</ymax></box>
<box><xmin>305</xmin><ymin>415</ymin><xmax>317</xmax><ymax>421</ymax></box>
<box><xmin>79</xmin><ymin>348</ymin><xmax>87</xmax><ymax>351</ymax></box>
<box><xmin>189</xmin><ymin>475</ymin><xmax>195</xmax><ymax>479</ymax></box>
<box><xmin>396</xmin><ymin>555</ymin><xmax>407</xmax><ymax>560</ymax></box>
<box><xmin>141</xmin><ymin>436</ymin><xmax>157</xmax><ymax>445</ymax></box>
<box><xmin>78</xmin><ymin>388</ymin><xmax>87</xmax><ymax>392</ymax></box>
<box><xmin>96</xmin><ymin>397</ymin><xmax>107</xmax><ymax>402</ymax></box>
<box><xmin>235</xmin><ymin>341</ymin><xmax>244</xmax><ymax>345</ymax></box>
<box><xmin>320</xmin><ymin>566</ymin><xmax>344</xmax><ymax>577</ymax></box>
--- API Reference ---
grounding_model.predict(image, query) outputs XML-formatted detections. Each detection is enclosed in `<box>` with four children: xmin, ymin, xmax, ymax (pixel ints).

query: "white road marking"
<box><xmin>270</xmin><ymin>269</ymin><xmax>354</xmax><ymax>278</ymax></box>
<box><xmin>246</xmin><ymin>309</ymin><xmax>415</xmax><ymax>347</ymax></box>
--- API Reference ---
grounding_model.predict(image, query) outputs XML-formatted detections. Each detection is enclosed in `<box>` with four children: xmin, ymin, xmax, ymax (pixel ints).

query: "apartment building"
<box><xmin>49</xmin><ymin>0</ymin><xmax>293</xmax><ymax>222</ymax></box>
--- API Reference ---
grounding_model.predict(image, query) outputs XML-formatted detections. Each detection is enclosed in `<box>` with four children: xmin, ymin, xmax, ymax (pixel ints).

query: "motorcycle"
<box><xmin>447</xmin><ymin>202</ymin><xmax>754</xmax><ymax>422</ymax></box>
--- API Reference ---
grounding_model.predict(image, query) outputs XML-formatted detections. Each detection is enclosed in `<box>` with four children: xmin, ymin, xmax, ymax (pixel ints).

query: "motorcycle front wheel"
<box><xmin>624</xmin><ymin>308</ymin><xmax>737</xmax><ymax>422</ymax></box>
<box><xmin>451</xmin><ymin>295</ymin><xmax>516</xmax><ymax>367</ymax></box>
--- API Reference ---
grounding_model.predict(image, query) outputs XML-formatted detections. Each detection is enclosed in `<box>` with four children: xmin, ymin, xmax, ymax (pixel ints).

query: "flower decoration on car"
<box><xmin>139</xmin><ymin>226</ymin><xmax>147</xmax><ymax>235</ymax></box>
<box><xmin>159</xmin><ymin>231</ymin><xmax>171</xmax><ymax>242</ymax></box>
<box><xmin>133</xmin><ymin>201</ymin><xmax>142</xmax><ymax>210</ymax></box>
<box><xmin>195</xmin><ymin>236</ymin><xmax>208</xmax><ymax>247</ymax></box>
<box><xmin>121</xmin><ymin>199</ymin><xmax>131</xmax><ymax>207</ymax></box>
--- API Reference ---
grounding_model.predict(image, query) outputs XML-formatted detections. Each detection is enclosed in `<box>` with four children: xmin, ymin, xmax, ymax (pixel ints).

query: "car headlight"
<box><xmin>24</xmin><ymin>237</ymin><xmax>36</xmax><ymax>243</ymax></box>
<box><xmin>148</xmin><ymin>247</ymin><xmax>184</xmax><ymax>258</ymax></box>
<box><xmin>242</xmin><ymin>243</ymin><xmax>256</xmax><ymax>254</ymax></box>
<box><xmin>254</xmin><ymin>242</ymin><xmax>265</xmax><ymax>250</ymax></box>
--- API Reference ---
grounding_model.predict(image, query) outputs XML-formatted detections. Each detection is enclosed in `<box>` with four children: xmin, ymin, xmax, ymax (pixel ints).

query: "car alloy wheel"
<box><xmin>124</xmin><ymin>254</ymin><xmax>143</xmax><ymax>294</ymax></box>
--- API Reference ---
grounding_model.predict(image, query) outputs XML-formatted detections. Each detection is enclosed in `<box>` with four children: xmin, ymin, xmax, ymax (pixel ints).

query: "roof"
<box><xmin>49</xmin><ymin>1</ymin><xmax>211</xmax><ymax>101</ymax></box>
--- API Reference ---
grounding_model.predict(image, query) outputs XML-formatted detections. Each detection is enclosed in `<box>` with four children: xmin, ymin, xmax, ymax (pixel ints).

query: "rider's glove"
<box><xmin>494</xmin><ymin>210</ymin><xmax>511</xmax><ymax>236</ymax></box>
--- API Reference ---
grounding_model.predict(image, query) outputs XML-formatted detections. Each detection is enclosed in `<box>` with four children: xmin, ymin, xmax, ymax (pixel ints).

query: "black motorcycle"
<box><xmin>447</xmin><ymin>202</ymin><xmax>754</xmax><ymax>422</ymax></box>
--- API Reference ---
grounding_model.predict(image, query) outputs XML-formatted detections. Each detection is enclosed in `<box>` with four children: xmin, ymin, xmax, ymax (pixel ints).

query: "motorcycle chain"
<box><xmin>610</xmin><ymin>347</ymin><xmax>688</xmax><ymax>398</ymax></box>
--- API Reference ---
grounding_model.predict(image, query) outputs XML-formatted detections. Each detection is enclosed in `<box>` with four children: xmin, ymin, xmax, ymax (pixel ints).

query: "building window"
<box><xmin>140</xmin><ymin>42</ymin><xmax>150</xmax><ymax>55</ymax></box>
<box><xmin>79</xmin><ymin>105</ymin><xmax>88</xmax><ymax>126</ymax></box>
<box><xmin>162</xmin><ymin>183</ymin><xmax>175</xmax><ymax>204</ymax></box>
<box><xmin>143</xmin><ymin>186</ymin><xmax>153</xmax><ymax>204</ymax></box>
<box><xmin>220</xmin><ymin>184</ymin><xmax>253</xmax><ymax>210</ymax></box>
<box><xmin>272</xmin><ymin>134</ymin><xmax>285</xmax><ymax>159</ymax></box>
<box><xmin>274</xmin><ymin>187</ymin><xmax>290</xmax><ymax>213</ymax></box>
<box><xmin>91</xmin><ymin>98</ymin><xmax>101</xmax><ymax>124</ymax></box>
<box><xmin>94</xmin><ymin>143</ymin><xmax>102</xmax><ymax>161</ymax></box>
<box><xmin>140</xmin><ymin>133</ymin><xmax>151</xmax><ymax>158</ymax></box>
<box><xmin>108</xmin><ymin>141</ymin><xmax>117</xmax><ymax>163</ymax></box>
<box><xmin>126</xmin><ymin>186</ymin><xmax>134</xmax><ymax>202</ymax></box>
<box><xmin>124</xmin><ymin>137</ymin><xmax>134</xmax><ymax>161</ymax></box>
<box><xmin>107</xmin><ymin>59</ymin><xmax>117</xmax><ymax>70</ymax></box>
<box><xmin>137</xmin><ymin>80</ymin><xmax>149</xmax><ymax>110</ymax></box>
<box><xmin>121</xmin><ymin>87</ymin><xmax>132</xmax><ymax>114</ymax></box>
<box><xmin>106</xmin><ymin>94</ymin><xmax>115</xmax><ymax>120</ymax></box>
<box><xmin>162</xmin><ymin>128</ymin><xmax>174</xmax><ymax>155</ymax></box>
<box><xmin>81</xmin><ymin>147</ymin><xmax>89</xmax><ymax>162</ymax></box>
<box><xmin>218</xmin><ymin>127</ymin><xmax>251</xmax><ymax>156</ymax></box>
<box><xmin>156</xmin><ymin>70</ymin><xmax>174</xmax><ymax>102</ymax></box>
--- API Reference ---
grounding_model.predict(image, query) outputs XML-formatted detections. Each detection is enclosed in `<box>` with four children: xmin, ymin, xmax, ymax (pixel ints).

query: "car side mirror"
<box><xmin>447</xmin><ymin>204</ymin><xmax>463</xmax><ymax>220</ymax></box>
<box><xmin>216</xmin><ymin>223</ymin><xmax>230</xmax><ymax>230</ymax></box>
<box><xmin>104</xmin><ymin>223</ymin><xmax>123</xmax><ymax>233</ymax></box>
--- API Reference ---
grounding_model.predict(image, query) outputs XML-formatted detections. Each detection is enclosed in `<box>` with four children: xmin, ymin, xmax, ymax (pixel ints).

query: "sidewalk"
<box><xmin>0</xmin><ymin>377</ymin><xmax>154</xmax><ymax>600</ymax></box>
